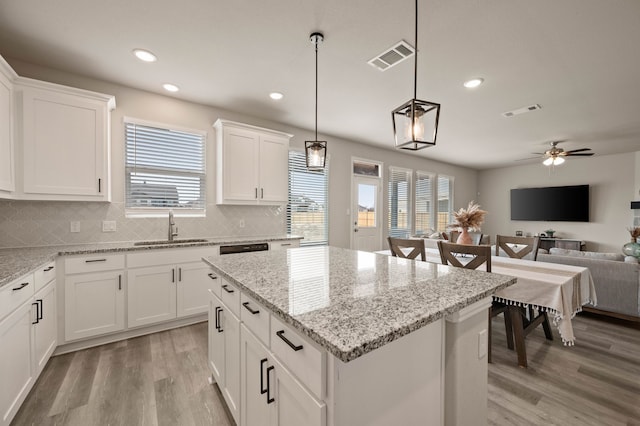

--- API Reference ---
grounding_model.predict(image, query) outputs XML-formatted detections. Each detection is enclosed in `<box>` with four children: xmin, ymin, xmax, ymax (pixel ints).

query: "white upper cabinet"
<box><xmin>215</xmin><ymin>119</ymin><xmax>291</xmax><ymax>205</ymax></box>
<box><xmin>15</xmin><ymin>77</ymin><xmax>115</xmax><ymax>201</ymax></box>
<box><xmin>0</xmin><ymin>56</ymin><xmax>17</xmax><ymax>198</ymax></box>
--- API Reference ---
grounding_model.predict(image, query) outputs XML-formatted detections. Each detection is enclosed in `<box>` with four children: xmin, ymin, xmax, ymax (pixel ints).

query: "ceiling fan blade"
<box><xmin>566</xmin><ymin>153</ymin><xmax>594</xmax><ymax>156</ymax></box>
<box><xmin>516</xmin><ymin>156</ymin><xmax>541</xmax><ymax>161</ymax></box>
<box><xmin>564</xmin><ymin>148</ymin><xmax>592</xmax><ymax>154</ymax></box>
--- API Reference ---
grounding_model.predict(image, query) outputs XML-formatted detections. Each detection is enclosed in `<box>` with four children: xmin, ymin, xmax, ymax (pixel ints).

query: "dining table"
<box><xmin>376</xmin><ymin>247</ymin><xmax>598</xmax><ymax>367</ymax></box>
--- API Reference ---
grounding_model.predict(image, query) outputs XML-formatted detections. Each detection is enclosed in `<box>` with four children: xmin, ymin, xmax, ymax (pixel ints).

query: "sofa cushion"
<box><xmin>624</xmin><ymin>255</ymin><xmax>639</xmax><ymax>264</ymax></box>
<box><xmin>549</xmin><ymin>247</ymin><xmax>624</xmax><ymax>262</ymax></box>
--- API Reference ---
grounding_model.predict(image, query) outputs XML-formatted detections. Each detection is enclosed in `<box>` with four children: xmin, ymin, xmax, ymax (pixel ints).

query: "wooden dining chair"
<box><xmin>445</xmin><ymin>231</ymin><xmax>483</xmax><ymax>245</ymax></box>
<box><xmin>387</xmin><ymin>237</ymin><xmax>426</xmax><ymax>261</ymax></box>
<box><xmin>437</xmin><ymin>241</ymin><xmax>513</xmax><ymax>363</ymax></box>
<box><xmin>495</xmin><ymin>235</ymin><xmax>541</xmax><ymax>261</ymax></box>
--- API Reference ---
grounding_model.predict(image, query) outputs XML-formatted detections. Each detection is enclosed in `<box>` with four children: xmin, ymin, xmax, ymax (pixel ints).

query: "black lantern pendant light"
<box><xmin>305</xmin><ymin>32</ymin><xmax>327</xmax><ymax>170</ymax></box>
<box><xmin>392</xmin><ymin>0</ymin><xmax>441</xmax><ymax>150</ymax></box>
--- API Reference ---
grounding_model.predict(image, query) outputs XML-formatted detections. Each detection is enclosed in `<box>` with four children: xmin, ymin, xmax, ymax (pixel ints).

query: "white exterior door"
<box><xmin>351</xmin><ymin>176</ymin><xmax>382</xmax><ymax>252</ymax></box>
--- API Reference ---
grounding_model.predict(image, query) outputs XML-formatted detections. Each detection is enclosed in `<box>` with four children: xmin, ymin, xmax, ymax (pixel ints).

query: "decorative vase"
<box><xmin>457</xmin><ymin>228</ymin><xmax>473</xmax><ymax>245</ymax></box>
<box><xmin>622</xmin><ymin>242</ymin><xmax>640</xmax><ymax>257</ymax></box>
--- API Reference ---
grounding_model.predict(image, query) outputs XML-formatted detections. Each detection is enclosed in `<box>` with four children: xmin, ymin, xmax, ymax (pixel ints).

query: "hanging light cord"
<box><xmin>314</xmin><ymin>36</ymin><xmax>319</xmax><ymax>141</ymax></box>
<box><xmin>413</xmin><ymin>0</ymin><xmax>418</xmax><ymax>102</ymax></box>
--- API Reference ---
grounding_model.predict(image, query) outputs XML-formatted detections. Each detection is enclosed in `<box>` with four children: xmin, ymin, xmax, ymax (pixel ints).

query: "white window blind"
<box><xmin>437</xmin><ymin>175</ymin><xmax>453</xmax><ymax>232</ymax></box>
<box><xmin>287</xmin><ymin>150</ymin><xmax>329</xmax><ymax>246</ymax></box>
<box><xmin>388</xmin><ymin>167</ymin><xmax>411</xmax><ymax>238</ymax></box>
<box><xmin>415</xmin><ymin>172</ymin><xmax>434</xmax><ymax>235</ymax></box>
<box><xmin>125</xmin><ymin>120</ymin><xmax>205</xmax><ymax>214</ymax></box>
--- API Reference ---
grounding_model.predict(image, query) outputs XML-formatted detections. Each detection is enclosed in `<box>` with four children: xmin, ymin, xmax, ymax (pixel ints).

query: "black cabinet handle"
<box><xmin>37</xmin><ymin>299</ymin><xmax>43</xmax><ymax>320</ymax></box>
<box><xmin>266</xmin><ymin>366</ymin><xmax>275</xmax><ymax>404</ymax></box>
<box><xmin>43</xmin><ymin>266</ymin><xmax>54</xmax><ymax>272</ymax></box>
<box><xmin>276</xmin><ymin>330</ymin><xmax>303</xmax><ymax>351</ymax></box>
<box><xmin>260</xmin><ymin>358</ymin><xmax>268</xmax><ymax>395</ymax></box>
<box><xmin>207</xmin><ymin>273</ymin><xmax>218</xmax><ymax>280</ymax></box>
<box><xmin>32</xmin><ymin>302</ymin><xmax>40</xmax><ymax>324</ymax></box>
<box><xmin>172</xmin><ymin>268</ymin><xmax>175</xmax><ymax>283</ymax></box>
<box><xmin>85</xmin><ymin>259</ymin><xmax>107</xmax><ymax>263</ymax></box>
<box><xmin>178</xmin><ymin>268</ymin><xmax>182</xmax><ymax>282</ymax></box>
<box><xmin>118</xmin><ymin>275</ymin><xmax>122</xmax><ymax>290</ymax></box>
<box><xmin>216</xmin><ymin>307</ymin><xmax>223</xmax><ymax>333</ymax></box>
<box><xmin>222</xmin><ymin>284</ymin><xmax>235</xmax><ymax>294</ymax></box>
<box><xmin>261</xmin><ymin>188</ymin><xmax>264</xmax><ymax>199</ymax></box>
<box><xmin>98</xmin><ymin>178</ymin><xmax>102</xmax><ymax>193</ymax></box>
<box><xmin>12</xmin><ymin>282</ymin><xmax>29</xmax><ymax>291</ymax></box>
<box><xmin>255</xmin><ymin>188</ymin><xmax>258</xmax><ymax>199</ymax></box>
<box><xmin>242</xmin><ymin>302</ymin><xmax>260</xmax><ymax>315</ymax></box>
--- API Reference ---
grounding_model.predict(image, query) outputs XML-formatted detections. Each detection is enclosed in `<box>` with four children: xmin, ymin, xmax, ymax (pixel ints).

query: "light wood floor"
<box><xmin>11</xmin><ymin>313</ymin><xmax>640</xmax><ymax>426</ymax></box>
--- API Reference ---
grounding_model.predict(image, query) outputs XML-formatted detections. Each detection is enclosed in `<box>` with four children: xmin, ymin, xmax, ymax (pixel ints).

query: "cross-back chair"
<box><xmin>387</xmin><ymin>237</ymin><xmax>426</xmax><ymax>261</ymax></box>
<box><xmin>495</xmin><ymin>235</ymin><xmax>540</xmax><ymax>261</ymax></box>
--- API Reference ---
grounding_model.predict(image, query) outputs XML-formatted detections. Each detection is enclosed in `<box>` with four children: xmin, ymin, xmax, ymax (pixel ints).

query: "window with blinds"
<box><xmin>388</xmin><ymin>167</ymin><xmax>411</xmax><ymax>238</ymax></box>
<box><xmin>437</xmin><ymin>175</ymin><xmax>454</xmax><ymax>232</ymax></box>
<box><xmin>415</xmin><ymin>172</ymin><xmax>434</xmax><ymax>235</ymax></box>
<box><xmin>287</xmin><ymin>150</ymin><xmax>329</xmax><ymax>246</ymax></box>
<box><xmin>125</xmin><ymin>119</ymin><xmax>206</xmax><ymax>216</ymax></box>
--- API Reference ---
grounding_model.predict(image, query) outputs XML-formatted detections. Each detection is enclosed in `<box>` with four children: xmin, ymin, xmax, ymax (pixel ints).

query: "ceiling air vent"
<box><xmin>368</xmin><ymin>40</ymin><xmax>415</xmax><ymax>71</ymax></box>
<box><xmin>502</xmin><ymin>104</ymin><xmax>542</xmax><ymax>118</ymax></box>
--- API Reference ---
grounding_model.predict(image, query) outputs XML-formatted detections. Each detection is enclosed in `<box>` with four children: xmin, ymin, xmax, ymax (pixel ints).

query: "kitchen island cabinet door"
<box><xmin>127</xmin><ymin>265</ymin><xmax>176</xmax><ymax>328</ymax></box>
<box><xmin>208</xmin><ymin>290</ymin><xmax>241</xmax><ymax>424</ymax></box>
<box><xmin>0</xmin><ymin>302</ymin><xmax>35</xmax><ymax>426</ymax></box>
<box><xmin>65</xmin><ymin>270</ymin><xmax>124</xmax><ymax>341</ymax></box>
<box><xmin>240</xmin><ymin>325</ymin><xmax>270</xmax><ymax>426</ymax></box>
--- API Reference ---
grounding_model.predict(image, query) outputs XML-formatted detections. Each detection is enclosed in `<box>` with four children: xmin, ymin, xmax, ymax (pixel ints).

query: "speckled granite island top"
<box><xmin>0</xmin><ymin>235</ymin><xmax>301</xmax><ymax>289</ymax></box>
<box><xmin>202</xmin><ymin>246</ymin><xmax>516</xmax><ymax>362</ymax></box>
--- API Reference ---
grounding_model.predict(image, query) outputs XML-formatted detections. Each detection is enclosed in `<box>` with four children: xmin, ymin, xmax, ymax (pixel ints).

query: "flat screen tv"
<box><xmin>510</xmin><ymin>185</ymin><xmax>589</xmax><ymax>222</ymax></box>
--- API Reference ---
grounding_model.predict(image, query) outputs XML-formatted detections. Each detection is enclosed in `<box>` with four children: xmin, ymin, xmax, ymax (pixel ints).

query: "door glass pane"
<box><xmin>357</xmin><ymin>183</ymin><xmax>376</xmax><ymax>228</ymax></box>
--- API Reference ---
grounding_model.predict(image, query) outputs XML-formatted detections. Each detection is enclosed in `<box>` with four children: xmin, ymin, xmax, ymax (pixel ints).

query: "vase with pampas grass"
<box><xmin>450</xmin><ymin>201</ymin><xmax>487</xmax><ymax>245</ymax></box>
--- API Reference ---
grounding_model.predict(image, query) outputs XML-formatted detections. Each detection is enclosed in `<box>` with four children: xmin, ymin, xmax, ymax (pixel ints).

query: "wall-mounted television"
<box><xmin>510</xmin><ymin>185</ymin><xmax>589</xmax><ymax>222</ymax></box>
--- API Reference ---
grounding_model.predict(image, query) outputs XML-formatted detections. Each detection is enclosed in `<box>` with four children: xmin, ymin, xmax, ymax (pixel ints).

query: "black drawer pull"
<box><xmin>260</xmin><ymin>358</ymin><xmax>268</xmax><ymax>395</ymax></box>
<box><xmin>12</xmin><ymin>282</ymin><xmax>29</xmax><ymax>291</ymax></box>
<box><xmin>37</xmin><ymin>299</ymin><xmax>43</xmax><ymax>320</ymax></box>
<box><xmin>207</xmin><ymin>273</ymin><xmax>218</xmax><ymax>280</ymax></box>
<box><xmin>85</xmin><ymin>259</ymin><xmax>107</xmax><ymax>263</ymax></box>
<box><xmin>43</xmin><ymin>266</ymin><xmax>54</xmax><ymax>272</ymax></box>
<box><xmin>32</xmin><ymin>302</ymin><xmax>40</xmax><ymax>324</ymax></box>
<box><xmin>216</xmin><ymin>307</ymin><xmax>223</xmax><ymax>333</ymax></box>
<box><xmin>222</xmin><ymin>284</ymin><xmax>235</xmax><ymax>294</ymax></box>
<box><xmin>280</xmin><ymin>243</ymin><xmax>292</xmax><ymax>247</ymax></box>
<box><xmin>266</xmin><ymin>365</ymin><xmax>275</xmax><ymax>404</ymax></box>
<box><xmin>242</xmin><ymin>302</ymin><xmax>260</xmax><ymax>315</ymax></box>
<box><xmin>276</xmin><ymin>330</ymin><xmax>303</xmax><ymax>351</ymax></box>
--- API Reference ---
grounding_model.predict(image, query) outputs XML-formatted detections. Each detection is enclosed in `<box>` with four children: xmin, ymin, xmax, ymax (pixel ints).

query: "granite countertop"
<box><xmin>203</xmin><ymin>246</ymin><xmax>516</xmax><ymax>362</ymax></box>
<box><xmin>0</xmin><ymin>235</ymin><xmax>301</xmax><ymax>289</ymax></box>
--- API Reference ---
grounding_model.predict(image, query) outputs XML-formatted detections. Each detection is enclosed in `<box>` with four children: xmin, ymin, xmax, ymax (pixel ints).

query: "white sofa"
<box><xmin>537</xmin><ymin>248</ymin><xmax>640</xmax><ymax>320</ymax></box>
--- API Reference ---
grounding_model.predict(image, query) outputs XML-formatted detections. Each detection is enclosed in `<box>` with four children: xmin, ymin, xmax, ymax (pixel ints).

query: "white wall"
<box><xmin>1</xmin><ymin>58</ymin><xmax>479</xmax><ymax>249</ymax></box>
<box><xmin>477</xmin><ymin>152</ymin><xmax>637</xmax><ymax>253</ymax></box>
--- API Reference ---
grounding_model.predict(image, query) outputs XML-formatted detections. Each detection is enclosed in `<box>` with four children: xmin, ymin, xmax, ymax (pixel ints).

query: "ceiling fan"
<box><xmin>534</xmin><ymin>141</ymin><xmax>594</xmax><ymax>166</ymax></box>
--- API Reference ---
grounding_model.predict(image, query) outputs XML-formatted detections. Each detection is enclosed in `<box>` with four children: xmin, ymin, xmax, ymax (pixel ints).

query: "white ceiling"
<box><xmin>1</xmin><ymin>0</ymin><xmax>640</xmax><ymax>170</ymax></box>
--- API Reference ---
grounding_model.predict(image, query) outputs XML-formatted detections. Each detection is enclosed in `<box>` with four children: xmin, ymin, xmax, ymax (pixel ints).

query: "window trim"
<box><xmin>388</xmin><ymin>166</ymin><xmax>413</xmax><ymax>239</ymax></box>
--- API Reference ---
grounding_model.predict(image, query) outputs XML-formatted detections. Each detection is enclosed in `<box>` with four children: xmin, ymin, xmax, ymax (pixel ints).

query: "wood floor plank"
<box><xmin>48</xmin><ymin>346</ymin><xmax>101</xmax><ymax>416</ymax></box>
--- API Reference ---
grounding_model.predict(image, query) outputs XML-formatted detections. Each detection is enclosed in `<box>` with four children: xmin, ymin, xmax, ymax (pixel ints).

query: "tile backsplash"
<box><xmin>0</xmin><ymin>200</ymin><xmax>285</xmax><ymax>248</ymax></box>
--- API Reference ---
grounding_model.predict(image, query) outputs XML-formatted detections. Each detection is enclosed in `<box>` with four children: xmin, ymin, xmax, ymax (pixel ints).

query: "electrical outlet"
<box><xmin>239</xmin><ymin>219</ymin><xmax>245</xmax><ymax>228</ymax></box>
<box><xmin>70</xmin><ymin>221</ymin><xmax>81</xmax><ymax>233</ymax></box>
<box><xmin>102</xmin><ymin>220</ymin><xmax>117</xmax><ymax>232</ymax></box>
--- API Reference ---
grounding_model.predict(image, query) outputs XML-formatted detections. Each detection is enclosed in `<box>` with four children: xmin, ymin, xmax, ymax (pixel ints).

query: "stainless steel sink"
<box><xmin>133</xmin><ymin>238</ymin><xmax>209</xmax><ymax>246</ymax></box>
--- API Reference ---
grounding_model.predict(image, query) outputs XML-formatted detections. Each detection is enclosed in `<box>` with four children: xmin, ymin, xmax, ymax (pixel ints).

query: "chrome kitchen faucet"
<box><xmin>168</xmin><ymin>210</ymin><xmax>178</xmax><ymax>241</ymax></box>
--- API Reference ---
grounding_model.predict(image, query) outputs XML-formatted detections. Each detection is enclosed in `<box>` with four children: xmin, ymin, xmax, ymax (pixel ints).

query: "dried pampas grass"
<box><xmin>451</xmin><ymin>201</ymin><xmax>487</xmax><ymax>231</ymax></box>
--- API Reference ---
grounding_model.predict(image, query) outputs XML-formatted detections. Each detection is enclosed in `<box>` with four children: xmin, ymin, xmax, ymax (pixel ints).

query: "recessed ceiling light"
<box><xmin>163</xmin><ymin>83</ymin><xmax>179</xmax><ymax>92</ymax></box>
<box><xmin>133</xmin><ymin>49</ymin><xmax>157</xmax><ymax>62</ymax></box>
<box><xmin>269</xmin><ymin>92</ymin><xmax>284</xmax><ymax>100</ymax></box>
<box><xmin>463</xmin><ymin>78</ymin><xmax>484</xmax><ymax>88</ymax></box>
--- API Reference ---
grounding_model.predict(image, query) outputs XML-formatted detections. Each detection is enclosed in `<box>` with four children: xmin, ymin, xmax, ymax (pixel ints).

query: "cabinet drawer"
<box><xmin>270</xmin><ymin>315</ymin><xmax>325</xmax><ymax>399</ymax></box>
<box><xmin>127</xmin><ymin>247</ymin><xmax>216</xmax><ymax>268</ymax></box>
<box><xmin>0</xmin><ymin>272</ymin><xmax>35</xmax><ymax>320</ymax></box>
<box><xmin>269</xmin><ymin>239</ymin><xmax>300</xmax><ymax>250</ymax></box>
<box><xmin>65</xmin><ymin>254</ymin><xmax>124</xmax><ymax>274</ymax></box>
<box><xmin>240</xmin><ymin>293</ymin><xmax>269</xmax><ymax>346</ymax></box>
<box><xmin>34</xmin><ymin>261</ymin><xmax>56</xmax><ymax>292</ymax></box>
<box><xmin>219</xmin><ymin>278</ymin><xmax>240</xmax><ymax>317</ymax></box>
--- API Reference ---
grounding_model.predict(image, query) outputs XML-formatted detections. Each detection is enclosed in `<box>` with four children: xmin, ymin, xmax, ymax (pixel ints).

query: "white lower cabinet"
<box><xmin>65</xmin><ymin>270</ymin><xmax>125</xmax><ymax>341</ymax></box>
<box><xmin>127</xmin><ymin>265</ymin><xmax>176</xmax><ymax>328</ymax></box>
<box><xmin>209</xmin><ymin>278</ymin><xmax>326</xmax><ymax>426</ymax></box>
<box><xmin>176</xmin><ymin>261</ymin><xmax>214</xmax><ymax>317</ymax></box>
<box><xmin>209</xmin><ymin>289</ymin><xmax>241</xmax><ymax>424</ymax></box>
<box><xmin>240</xmin><ymin>325</ymin><xmax>325</xmax><ymax>426</ymax></box>
<box><xmin>33</xmin><ymin>280</ymin><xmax>57</xmax><ymax>374</ymax></box>
<box><xmin>0</xmin><ymin>300</ymin><xmax>35</xmax><ymax>426</ymax></box>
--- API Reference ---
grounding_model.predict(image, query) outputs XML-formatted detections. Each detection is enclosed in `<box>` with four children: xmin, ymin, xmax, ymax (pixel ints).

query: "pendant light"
<box><xmin>305</xmin><ymin>32</ymin><xmax>327</xmax><ymax>170</ymax></box>
<box><xmin>391</xmin><ymin>0</ymin><xmax>441</xmax><ymax>150</ymax></box>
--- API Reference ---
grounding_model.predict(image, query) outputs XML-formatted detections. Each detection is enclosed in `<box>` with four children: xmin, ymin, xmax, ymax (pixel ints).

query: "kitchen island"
<box><xmin>203</xmin><ymin>246</ymin><xmax>516</xmax><ymax>426</ymax></box>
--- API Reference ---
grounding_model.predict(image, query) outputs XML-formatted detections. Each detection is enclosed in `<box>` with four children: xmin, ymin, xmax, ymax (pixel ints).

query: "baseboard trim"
<box><xmin>581</xmin><ymin>307</ymin><xmax>640</xmax><ymax>325</ymax></box>
<box><xmin>53</xmin><ymin>314</ymin><xmax>207</xmax><ymax>355</ymax></box>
